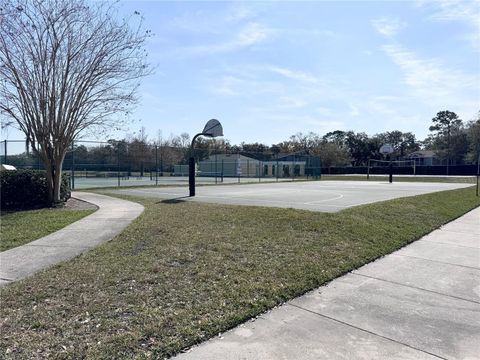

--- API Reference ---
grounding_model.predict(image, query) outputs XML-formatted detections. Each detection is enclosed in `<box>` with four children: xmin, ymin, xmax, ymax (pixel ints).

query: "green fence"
<box><xmin>1</xmin><ymin>140</ymin><xmax>322</xmax><ymax>189</ymax></box>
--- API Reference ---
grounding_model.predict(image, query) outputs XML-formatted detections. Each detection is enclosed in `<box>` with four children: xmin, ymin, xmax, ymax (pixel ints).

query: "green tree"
<box><xmin>465</xmin><ymin>113</ymin><xmax>480</xmax><ymax>163</ymax></box>
<box><xmin>376</xmin><ymin>131</ymin><xmax>420</xmax><ymax>159</ymax></box>
<box><xmin>317</xmin><ymin>142</ymin><xmax>351</xmax><ymax>167</ymax></box>
<box><xmin>429</xmin><ymin>111</ymin><xmax>463</xmax><ymax>169</ymax></box>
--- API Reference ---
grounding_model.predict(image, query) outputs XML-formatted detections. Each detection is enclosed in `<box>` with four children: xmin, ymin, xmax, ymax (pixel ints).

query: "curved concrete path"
<box><xmin>0</xmin><ymin>192</ymin><xmax>143</xmax><ymax>287</ymax></box>
<box><xmin>176</xmin><ymin>207</ymin><xmax>480</xmax><ymax>360</ymax></box>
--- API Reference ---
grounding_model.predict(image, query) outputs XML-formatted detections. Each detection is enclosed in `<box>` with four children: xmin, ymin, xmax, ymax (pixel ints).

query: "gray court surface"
<box><xmin>72</xmin><ymin>175</ymin><xmax>291</xmax><ymax>189</ymax></box>
<box><xmin>108</xmin><ymin>180</ymin><xmax>473</xmax><ymax>213</ymax></box>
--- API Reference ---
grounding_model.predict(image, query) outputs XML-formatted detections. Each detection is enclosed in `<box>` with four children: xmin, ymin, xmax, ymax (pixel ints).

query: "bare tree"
<box><xmin>0</xmin><ymin>0</ymin><xmax>151</xmax><ymax>204</ymax></box>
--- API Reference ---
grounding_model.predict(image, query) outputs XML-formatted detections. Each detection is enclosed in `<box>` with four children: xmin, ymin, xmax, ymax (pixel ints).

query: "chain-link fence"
<box><xmin>1</xmin><ymin>140</ymin><xmax>322</xmax><ymax>189</ymax></box>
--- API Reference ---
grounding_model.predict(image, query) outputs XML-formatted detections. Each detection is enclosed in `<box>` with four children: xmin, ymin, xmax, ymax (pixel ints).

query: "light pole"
<box><xmin>189</xmin><ymin>119</ymin><xmax>223</xmax><ymax>197</ymax></box>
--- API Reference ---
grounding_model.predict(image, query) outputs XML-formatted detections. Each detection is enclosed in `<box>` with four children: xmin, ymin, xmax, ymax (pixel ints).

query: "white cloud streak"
<box><xmin>268</xmin><ymin>66</ymin><xmax>318</xmax><ymax>84</ymax></box>
<box><xmin>177</xmin><ymin>22</ymin><xmax>274</xmax><ymax>56</ymax></box>
<box><xmin>419</xmin><ymin>0</ymin><xmax>480</xmax><ymax>51</ymax></box>
<box><xmin>383</xmin><ymin>44</ymin><xmax>477</xmax><ymax>97</ymax></box>
<box><xmin>372</xmin><ymin>17</ymin><xmax>407</xmax><ymax>37</ymax></box>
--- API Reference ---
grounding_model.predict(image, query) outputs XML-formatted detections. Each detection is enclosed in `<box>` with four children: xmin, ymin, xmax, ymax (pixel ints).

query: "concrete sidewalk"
<box><xmin>176</xmin><ymin>207</ymin><xmax>480</xmax><ymax>360</ymax></box>
<box><xmin>0</xmin><ymin>192</ymin><xmax>144</xmax><ymax>287</ymax></box>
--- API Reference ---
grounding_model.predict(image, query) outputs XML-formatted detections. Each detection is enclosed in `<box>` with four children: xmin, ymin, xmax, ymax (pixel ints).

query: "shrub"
<box><xmin>0</xmin><ymin>170</ymin><xmax>71</xmax><ymax>210</ymax></box>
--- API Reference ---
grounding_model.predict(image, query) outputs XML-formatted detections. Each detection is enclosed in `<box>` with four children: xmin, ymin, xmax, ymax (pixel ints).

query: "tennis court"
<box><xmin>107</xmin><ymin>180</ymin><xmax>473</xmax><ymax>213</ymax></box>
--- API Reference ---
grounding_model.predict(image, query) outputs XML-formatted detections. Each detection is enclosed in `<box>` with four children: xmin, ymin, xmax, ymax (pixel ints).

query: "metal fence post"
<box><xmin>477</xmin><ymin>153</ymin><xmax>479</xmax><ymax>197</ymax></box>
<box><xmin>155</xmin><ymin>144</ymin><xmax>158</xmax><ymax>186</ymax></box>
<box><xmin>276</xmin><ymin>156</ymin><xmax>279</xmax><ymax>182</ymax></box>
<box><xmin>259</xmin><ymin>161</ymin><xmax>261</xmax><ymax>182</ymax></box>
<box><xmin>117</xmin><ymin>144</ymin><xmax>120</xmax><ymax>187</ymax></box>
<box><xmin>292</xmin><ymin>156</ymin><xmax>295</xmax><ymax>181</ymax></box>
<box><xmin>71</xmin><ymin>142</ymin><xmax>75</xmax><ymax>190</ymax></box>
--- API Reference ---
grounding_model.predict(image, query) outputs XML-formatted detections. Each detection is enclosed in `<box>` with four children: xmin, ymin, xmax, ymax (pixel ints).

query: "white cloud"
<box><xmin>419</xmin><ymin>0</ymin><xmax>480</xmax><ymax>51</ymax></box>
<box><xmin>225</xmin><ymin>6</ymin><xmax>256</xmax><ymax>24</ymax></box>
<box><xmin>381</xmin><ymin>44</ymin><xmax>479</xmax><ymax>123</ymax></box>
<box><xmin>168</xmin><ymin>4</ymin><xmax>257</xmax><ymax>34</ymax></box>
<box><xmin>208</xmin><ymin>70</ymin><xmax>284</xmax><ymax>98</ymax></box>
<box><xmin>383</xmin><ymin>44</ymin><xmax>476</xmax><ymax>97</ymax></box>
<box><xmin>278</xmin><ymin>96</ymin><xmax>308</xmax><ymax>108</ymax></box>
<box><xmin>236</xmin><ymin>22</ymin><xmax>272</xmax><ymax>47</ymax></box>
<box><xmin>211</xmin><ymin>76</ymin><xmax>244</xmax><ymax>96</ymax></box>
<box><xmin>372</xmin><ymin>17</ymin><xmax>407</xmax><ymax>37</ymax></box>
<box><xmin>348</xmin><ymin>104</ymin><xmax>360</xmax><ymax>116</ymax></box>
<box><xmin>177</xmin><ymin>22</ymin><xmax>274</xmax><ymax>56</ymax></box>
<box><xmin>268</xmin><ymin>66</ymin><xmax>318</xmax><ymax>84</ymax></box>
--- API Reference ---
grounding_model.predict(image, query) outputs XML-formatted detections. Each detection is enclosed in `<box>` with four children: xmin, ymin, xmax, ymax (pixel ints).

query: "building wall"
<box><xmin>199</xmin><ymin>156</ymin><xmax>306</xmax><ymax>178</ymax></box>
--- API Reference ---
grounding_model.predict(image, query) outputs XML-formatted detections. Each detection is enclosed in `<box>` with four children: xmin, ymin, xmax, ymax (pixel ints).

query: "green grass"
<box><xmin>0</xmin><ymin>208</ymin><xmax>96</xmax><ymax>252</ymax></box>
<box><xmin>0</xmin><ymin>187</ymin><xmax>479</xmax><ymax>358</ymax></box>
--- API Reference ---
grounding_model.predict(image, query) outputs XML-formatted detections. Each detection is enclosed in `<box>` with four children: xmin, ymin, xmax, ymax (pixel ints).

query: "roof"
<box><xmin>406</xmin><ymin>150</ymin><xmax>436</xmax><ymax>158</ymax></box>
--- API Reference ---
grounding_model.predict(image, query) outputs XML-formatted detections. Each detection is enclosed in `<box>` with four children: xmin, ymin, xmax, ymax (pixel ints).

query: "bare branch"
<box><xmin>0</xmin><ymin>0</ymin><xmax>152</xmax><ymax>203</ymax></box>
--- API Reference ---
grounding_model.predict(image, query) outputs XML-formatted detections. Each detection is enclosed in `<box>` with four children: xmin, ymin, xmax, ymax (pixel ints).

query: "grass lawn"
<box><xmin>0</xmin><ymin>208</ymin><xmax>96</xmax><ymax>252</ymax></box>
<box><xmin>0</xmin><ymin>186</ymin><xmax>479</xmax><ymax>358</ymax></box>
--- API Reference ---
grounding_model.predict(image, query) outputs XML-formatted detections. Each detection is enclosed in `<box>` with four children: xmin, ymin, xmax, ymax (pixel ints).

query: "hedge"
<box><xmin>0</xmin><ymin>170</ymin><xmax>71</xmax><ymax>210</ymax></box>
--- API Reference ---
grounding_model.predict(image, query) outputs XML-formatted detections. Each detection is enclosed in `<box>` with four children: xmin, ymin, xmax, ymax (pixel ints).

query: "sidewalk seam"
<box><xmin>351</xmin><ymin>272</ymin><xmax>480</xmax><ymax>305</ymax></box>
<box><xmin>392</xmin><ymin>253</ymin><xmax>480</xmax><ymax>270</ymax></box>
<box><xmin>288</xmin><ymin>303</ymin><xmax>447</xmax><ymax>360</ymax></box>
<box><xmin>417</xmin><ymin>239</ymin><xmax>480</xmax><ymax>249</ymax></box>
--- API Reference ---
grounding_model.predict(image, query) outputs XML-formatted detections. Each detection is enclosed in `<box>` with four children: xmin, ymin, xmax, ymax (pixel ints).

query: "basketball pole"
<box><xmin>189</xmin><ymin>133</ymin><xmax>204</xmax><ymax>197</ymax></box>
<box><xmin>189</xmin><ymin>119</ymin><xmax>223</xmax><ymax>197</ymax></box>
<box><xmin>389</xmin><ymin>155</ymin><xmax>393</xmax><ymax>184</ymax></box>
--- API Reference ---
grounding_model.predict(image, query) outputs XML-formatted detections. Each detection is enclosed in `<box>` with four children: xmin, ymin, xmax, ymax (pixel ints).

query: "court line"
<box><xmin>304</xmin><ymin>192</ymin><xmax>344</xmax><ymax>204</ymax></box>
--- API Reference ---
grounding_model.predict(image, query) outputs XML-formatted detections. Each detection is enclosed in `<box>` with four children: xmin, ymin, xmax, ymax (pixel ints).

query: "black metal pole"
<box><xmin>71</xmin><ymin>142</ymin><xmax>75</xmax><ymax>190</ymax></box>
<box><xmin>189</xmin><ymin>132</ymin><xmax>208</xmax><ymax>197</ymax></box>
<box><xmin>276</xmin><ymin>155</ymin><xmax>279</xmax><ymax>182</ymax></box>
<box><xmin>476</xmin><ymin>175</ymin><xmax>479</xmax><ymax>197</ymax></box>
<box><xmin>155</xmin><ymin>145</ymin><xmax>158</xmax><ymax>186</ymax></box>
<box><xmin>476</xmin><ymin>154</ymin><xmax>479</xmax><ymax>197</ymax></box>
<box><xmin>189</xmin><ymin>156</ymin><xmax>195</xmax><ymax>196</ymax></box>
<box><xmin>160</xmin><ymin>145</ymin><xmax>163</xmax><ymax>176</ymax></box>
<box><xmin>117</xmin><ymin>144</ymin><xmax>120</xmax><ymax>187</ymax></box>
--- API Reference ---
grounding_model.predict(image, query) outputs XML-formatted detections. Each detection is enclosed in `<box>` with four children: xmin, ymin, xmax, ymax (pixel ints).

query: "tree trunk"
<box><xmin>53</xmin><ymin>153</ymin><xmax>67</xmax><ymax>205</ymax></box>
<box><xmin>44</xmin><ymin>160</ymin><xmax>55</xmax><ymax>206</ymax></box>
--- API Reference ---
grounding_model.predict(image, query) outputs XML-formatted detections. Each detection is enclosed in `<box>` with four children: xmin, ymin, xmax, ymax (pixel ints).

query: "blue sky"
<box><xmin>4</xmin><ymin>0</ymin><xmax>480</xmax><ymax>146</ymax></box>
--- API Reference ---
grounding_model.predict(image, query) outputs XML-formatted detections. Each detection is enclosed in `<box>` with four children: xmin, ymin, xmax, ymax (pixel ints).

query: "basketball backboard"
<box><xmin>202</xmin><ymin>119</ymin><xmax>223</xmax><ymax>138</ymax></box>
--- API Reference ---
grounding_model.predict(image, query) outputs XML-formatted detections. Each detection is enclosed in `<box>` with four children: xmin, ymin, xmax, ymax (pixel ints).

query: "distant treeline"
<box><xmin>4</xmin><ymin>111</ymin><xmax>479</xmax><ymax>171</ymax></box>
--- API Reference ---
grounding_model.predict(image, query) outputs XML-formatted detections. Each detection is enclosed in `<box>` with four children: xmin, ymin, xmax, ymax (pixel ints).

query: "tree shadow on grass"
<box><xmin>157</xmin><ymin>196</ymin><xmax>190</xmax><ymax>204</ymax></box>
